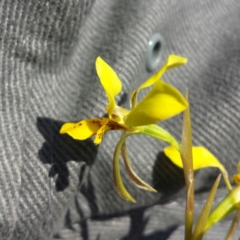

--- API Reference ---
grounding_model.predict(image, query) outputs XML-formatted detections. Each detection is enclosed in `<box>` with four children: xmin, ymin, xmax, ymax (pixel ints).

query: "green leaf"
<box><xmin>192</xmin><ymin>174</ymin><xmax>221</xmax><ymax>240</ymax></box>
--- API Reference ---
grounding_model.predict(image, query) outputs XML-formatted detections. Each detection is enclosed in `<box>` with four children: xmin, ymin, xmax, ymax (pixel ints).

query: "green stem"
<box><xmin>181</xmin><ymin>91</ymin><xmax>194</xmax><ymax>240</ymax></box>
<box><xmin>205</xmin><ymin>186</ymin><xmax>240</xmax><ymax>232</ymax></box>
<box><xmin>222</xmin><ymin>171</ymin><xmax>232</xmax><ymax>192</ymax></box>
<box><xmin>140</xmin><ymin>124</ymin><xmax>180</xmax><ymax>150</ymax></box>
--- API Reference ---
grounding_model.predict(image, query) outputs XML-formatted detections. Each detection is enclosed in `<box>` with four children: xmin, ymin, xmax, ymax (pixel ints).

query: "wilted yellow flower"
<box><xmin>164</xmin><ymin>145</ymin><xmax>231</xmax><ymax>190</ymax></box>
<box><xmin>164</xmin><ymin>145</ymin><xmax>226</xmax><ymax>172</ymax></box>
<box><xmin>164</xmin><ymin>144</ymin><xmax>240</xmax><ymax>236</ymax></box>
<box><xmin>60</xmin><ymin>55</ymin><xmax>188</xmax><ymax>202</ymax></box>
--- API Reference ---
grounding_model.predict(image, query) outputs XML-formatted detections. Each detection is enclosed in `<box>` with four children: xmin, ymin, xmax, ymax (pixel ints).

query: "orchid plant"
<box><xmin>60</xmin><ymin>55</ymin><xmax>240</xmax><ymax>239</ymax></box>
<box><xmin>60</xmin><ymin>55</ymin><xmax>188</xmax><ymax>202</ymax></box>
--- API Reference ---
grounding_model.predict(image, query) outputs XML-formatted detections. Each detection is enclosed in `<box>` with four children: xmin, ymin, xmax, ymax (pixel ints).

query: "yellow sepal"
<box><xmin>125</xmin><ymin>80</ymin><xmax>188</xmax><ymax>127</ymax></box>
<box><xmin>130</xmin><ymin>55</ymin><xmax>187</xmax><ymax>108</ymax></box>
<box><xmin>164</xmin><ymin>145</ymin><xmax>226</xmax><ymax>172</ymax></box>
<box><xmin>95</xmin><ymin>57</ymin><xmax>122</xmax><ymax>115</ymax></box>
<box><xmin>94</xmin><ymin>118</ymin><xmax>111</xmax><ymax>145</ymax></box>
<box><xmin>138</xmin><ymin>55</ymin><xmax>187</xmax><ymax>90</ymax></box>
<box><xmin>60</xmin><ymin>119</ymin><xmax>101</xmax><ymax>140</ymax></box>
<box><xmin>164</xmin><ymin>145</ymin><xmax>232</xmax><ymax>191</ymax></box>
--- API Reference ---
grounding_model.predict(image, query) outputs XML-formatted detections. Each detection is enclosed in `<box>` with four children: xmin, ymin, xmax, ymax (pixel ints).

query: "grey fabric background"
<box><xmin>1</xmin><ymin>0</ymin><xmax>240</xmax><ymax>239</ymax></box>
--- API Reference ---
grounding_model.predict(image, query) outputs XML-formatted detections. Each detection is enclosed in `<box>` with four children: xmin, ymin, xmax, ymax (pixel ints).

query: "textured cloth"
<box><xmin>1</xmin><ymin>0</ymin><xmax>240</xmax><ymax>239</ymax></box>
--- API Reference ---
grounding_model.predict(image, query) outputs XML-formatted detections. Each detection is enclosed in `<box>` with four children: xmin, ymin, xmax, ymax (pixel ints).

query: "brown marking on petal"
<box><xmin>90</xmin><ymin>119</ymin><xmax>102</xmax><ymax>127</ymax></box>
<box><xmin>96</xmin><ymin>129</ymin><xmax>104</xmax><ymax>141</ymax></box>
<box><xmin>107</xmin><ymin>120</ymin><xmax>125</xmax><ymax>130</ymax></box>
<box><xmin>133</xmin><ymin>91</ymin><xmax>137</xmax><ymax>99</ymax></box>
<box><xmin>97</xmin><ymin>133</ymin><xmax>103</xmax><ymax>138</ymax></box>
<box><xmin>111</xmin><ymin>113</ymin><xmax>118</xmax><ymax>119</ymax></box>
<box><xmin>78</xmin><ymin>123</ymin><xmax>82</xmax><ymax>126</ymax></box>
<box><xmin>91</xmin><ymin>120</ymin><xmax>98</xmax><ymax>124</ymax></box>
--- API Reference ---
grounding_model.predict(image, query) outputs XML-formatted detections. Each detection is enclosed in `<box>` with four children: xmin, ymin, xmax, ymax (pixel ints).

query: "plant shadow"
<box><xmin>37</xmin><ymin>117</ymin><xmax>98</xmax><ymax>191</ymax></box>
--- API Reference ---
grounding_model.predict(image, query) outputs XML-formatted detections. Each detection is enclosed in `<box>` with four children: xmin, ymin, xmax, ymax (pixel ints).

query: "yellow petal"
<box><xmin>95</xmin><ymin>57</ymin><xmax>122</xmax><ymax>114</ymax></box>
<box><xmin>138</xmin><ymin>55</ymin><xmax>188</xmax><ymax>90</ymax></box>
<box><xmin>164</xmin><ymin>145</ymin><xmax>227</xmax><ymax>172</ymax></box>
<box><xmin>125</xmin><ymin>80</ymin><xmax>188</xmax><ymax>127</ymax></box>
<box><xmin>165</xmin><ymin>145</ymin><xmax>232</xmax><ymax>191</ymax></box>
<box><xmin>130</xmin><ymin>55</ymin><xmax>187</xmax><ymax>108</ymax></box>
<box><xmin>94</xmin><ymin>119</ymin><xmax>111</xmax><ymax>145</ymax></box>
<box><xmin>60</xmin><ymin>119</ymin><xmax>101</xmax><ymax>140</ymax></box>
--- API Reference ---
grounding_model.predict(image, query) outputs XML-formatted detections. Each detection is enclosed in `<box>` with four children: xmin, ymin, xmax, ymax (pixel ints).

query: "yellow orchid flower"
<box><xmin>164</xmin><ymin>145</ymin><xmax>240</xmax><ymax>238</ymax></box>
<box><xmin>60</xmin><ymin>55</ymin><xmax>188</xmax><ymax>202</ymax></box>
<box><xmin>163</xmin><ymin>145</ymin><xmax>231</xmax><ymax>191</ymax></box>
<box><xmin>61</xmin><ymin>55</ymin><xmax>188</xmax><ymax>144</ymax></box>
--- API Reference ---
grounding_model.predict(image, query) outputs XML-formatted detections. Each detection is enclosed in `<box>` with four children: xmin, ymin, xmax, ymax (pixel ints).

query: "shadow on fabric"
<box><xmin>120</xmin><ymin>208</ymin><xmax>178</xmax><ymax>240</ymax></box>
<box><xmin>129</xmin><ymin>225</ymin><xmax>178</xmax><ymax>240</ymax></box>
<box><xmin>152</xmin><ymin>151</ymin><xmax>186</xmax><ymax>203</ymax></box>
<box><xmin>71</xmin><ymin>205</ymin><xmax>178</xmax><ymax>240</ymax></box>
<box><xmin>37</xmin><ymin>117</ymin><xmax>98</xmax><ymax>191</ymax></box>
<box><xmin>53</xmin><ymin>148</ymin><xmax>186</xmax><ymax>240</ymax></box>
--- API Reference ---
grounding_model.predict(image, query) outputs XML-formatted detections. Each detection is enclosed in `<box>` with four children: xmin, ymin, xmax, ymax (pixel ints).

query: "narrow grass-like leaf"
<box><xmin>205</xmin><ymin>185</ymin><xmax>240</xmax><ymax>232</ymax></box>
<box><xmin>225</xmin><ymin>209</ymin><xmax>240</xmax><ymax>240</ymax></box>
<box><xmin>180</xmin><ymin>90</ymin><xmax>194</xmax><ymax>240</ymax></box>
<box><xmin>192</xmin><ymin>174</ymin><xmax>221</xmax><ymax>240</ymax></box>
